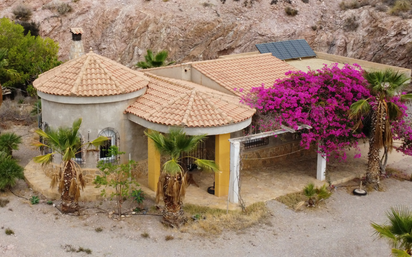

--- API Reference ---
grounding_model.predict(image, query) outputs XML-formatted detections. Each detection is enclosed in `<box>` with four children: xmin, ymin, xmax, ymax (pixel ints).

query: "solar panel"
<box><xmin>255</xmin><ymin>39</ymin><xmax>316</xmax><ymax>60</ymax></box>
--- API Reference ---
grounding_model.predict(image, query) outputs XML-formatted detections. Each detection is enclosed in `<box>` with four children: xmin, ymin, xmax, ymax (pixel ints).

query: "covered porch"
<box><xmin>136</xmin><ymin>142</ymin><xmax>370</xmax><ymax>210</ymax></box>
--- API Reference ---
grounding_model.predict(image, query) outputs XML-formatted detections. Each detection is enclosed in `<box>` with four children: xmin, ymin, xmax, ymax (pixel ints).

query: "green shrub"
<box><xmin>131</xmin><ymin>189</ymin><xmax>145</xmax><ymax>206</ymax></box>
<box><xmin>0</xmin><ymin>151</ymin><xmax>24</xmax><ymax>190</ymax></box>
<box><xmin>12</xmin><ymin>5</ymin><xmax>33</xmax><ymax>21</ymax></box>
<box><xmin>0</xmin><ymin>132</ymin><xmax>22</xmax><ymax>157</ymax></box>
<box><xmin>285</xmin><ymin>7</ymin><xmax>298</xmax><ymax>16</ymax></box>
<box><xmin>30</xmin><ymin>196</ymin><xmax>40</xmax><ymax>205</ymax></box>
<box><xmin>389</xmin><ymin>0</ymin><xmax>412</xmax><ymax>15</ymax></box>
<box><xmin>57</xmin><ymin>3</ymin><xmax>72</xmax><ymax>15</ymax></box>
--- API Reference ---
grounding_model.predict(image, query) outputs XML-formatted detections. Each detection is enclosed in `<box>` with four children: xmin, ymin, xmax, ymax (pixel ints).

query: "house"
<box><xmin>33</xmin><ymin>29</ymin><xmax>410</xmax><ymax>203</ymax></box>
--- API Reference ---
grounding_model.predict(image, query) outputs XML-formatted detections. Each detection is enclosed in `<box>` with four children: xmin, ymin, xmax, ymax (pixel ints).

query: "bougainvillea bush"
<box><xmin>391</xmin><ymin>96</ymin><xmax>412</xmax><ymax>156</ymax></box>
<box><xmin>242</xmin><ymin>63</ymin><xmax>372</xmax><ymax>160</ymax></box>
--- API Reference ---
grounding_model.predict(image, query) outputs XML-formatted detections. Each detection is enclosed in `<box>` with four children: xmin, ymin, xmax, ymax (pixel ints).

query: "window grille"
<box><xmin>98</xmin><ymin>128</ymin><xmax>119</xmax><ymax>163</ymax></box>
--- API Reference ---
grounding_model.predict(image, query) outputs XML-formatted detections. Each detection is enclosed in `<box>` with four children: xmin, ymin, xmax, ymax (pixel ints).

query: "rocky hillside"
<box><xmin>1</xmin><ymin>0</ymin><xmax>412</xmax><ymax>69</ymax></box>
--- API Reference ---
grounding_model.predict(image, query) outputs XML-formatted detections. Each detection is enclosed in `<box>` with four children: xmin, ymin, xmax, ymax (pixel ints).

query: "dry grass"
<box><xmin>0</xmin><ymin>198</ymin><xmax>9</xmax><ymax>207</ymax></box>
<box><xmin>276</xmin><ymin>191</ymin><xmax>307</xmax><ymax>210</ymax></box>
<box><xmin>182</xmin><ymin>202</ymin><xmax>269</xmax><ymax>235</ymax></box>
<box><xmin>5</xmin><ymin>228</ymin><xmax>14</xmax><ymax>235</ymax></box>
<box><xmin>285</xmin><ymin>7</ymin><xmax>298</xmax><ymax>16</ymax></box>
<box><xmin>165</xmin><ymin>235</ymin><xmax>174</xmax><ymax>241</ymax></box>
<box><xmin>386</xmin><ymin>167</ymin><xmax>412</xmax><ymax>181</ymax></box>
<box><xmin>389</xmin><ymin>0</ymin><xmax>412</xmax><ymax>15</ymax></box>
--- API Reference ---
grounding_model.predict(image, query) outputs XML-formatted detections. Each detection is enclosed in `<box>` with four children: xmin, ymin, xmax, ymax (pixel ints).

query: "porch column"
<box><xmin>148</xmin><ymin>132</ymin><xmax>161</xmax><ymax>192</ymax></box>
<box><xmin>316</xmin><ymin>145</ymin><xmax>326</xmax><ymax>181</ymax></box>
<box><xmin>215</xmin><ymin>133</ymin><xmax>231</xmax><ymax>197</ymax></box>
<box><xmin>229</xmin><ymin>141</ymin><xmax>240</xmax><ymax>203</ymax></box>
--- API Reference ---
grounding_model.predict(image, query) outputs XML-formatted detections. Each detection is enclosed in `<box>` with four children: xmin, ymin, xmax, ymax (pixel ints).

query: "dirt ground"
<box><xmin>1</xmin><ymin>124</ymin><xmax>412</xmax><ymax>256</ymax></box>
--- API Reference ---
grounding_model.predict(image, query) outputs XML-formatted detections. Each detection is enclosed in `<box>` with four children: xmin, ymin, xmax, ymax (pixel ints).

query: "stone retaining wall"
<box><xmin>42</xmin><ymin>163</ymin><xmax>103</xmax><ymax>184</ymax></box>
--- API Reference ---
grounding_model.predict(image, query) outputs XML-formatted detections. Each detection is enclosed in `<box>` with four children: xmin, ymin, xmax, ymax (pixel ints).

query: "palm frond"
<box><xmin>33</xmin><ymin>153</ymin><xmax>54</xmax><ymax>166</ymax></box>
<box><xmin>194</xmin><ymin>159</ymin><xmax>219</xmax><ymax>173</ymax></box>
<box><xmin>162</xmin><ymin>159</ymin><xmax>182</xmax><ymax>175</ymax></box>
<box><xmin>88</xmin><ymin>136</ymin><xmax>109</xmax><ymax>148</ymax></box>
<box><xmin>349</xmin><ymin>99</ymin><xmax>371</xmax><ymax>118</ymax></box>
<box><xmin>35</xmin><ymin>128</ymin><xmax>50</xmax><ymax>139</ymax></box>
<box><xmin>401</xmin><ymin>94</ymin><xmax>412</xmax><ymax>102</ymax></box>
<box><xmin>391</xmin><ymin>249</ymin><xmax>411</xmax><ymax>257</ymax></box>
<box><xmin>303</xmin><ymin>183</ymin><xmax>316</xmax><ymax>198</ymax></box>
<box><xmin>387</xmin><ymin>102</ymin><xmax>402</xmax><ymax>120</ymax></box>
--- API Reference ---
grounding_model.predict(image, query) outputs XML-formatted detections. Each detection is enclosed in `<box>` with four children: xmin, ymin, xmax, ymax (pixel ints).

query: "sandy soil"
<box><xmin>1</xmin><ymin>124</ymin><xmax>412</xmax><ymax>256</ymax></box>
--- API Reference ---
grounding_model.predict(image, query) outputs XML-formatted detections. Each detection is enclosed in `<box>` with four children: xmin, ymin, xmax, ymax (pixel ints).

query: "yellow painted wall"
<box><xmin>147</xmin><ymin>135</ymin><xmax>160</xmax><ymax>192</ymax></box>
<box><xmin>215</xmin><ymin>133</ymin><xmax>231</xmax><ymax>197</ymax></box>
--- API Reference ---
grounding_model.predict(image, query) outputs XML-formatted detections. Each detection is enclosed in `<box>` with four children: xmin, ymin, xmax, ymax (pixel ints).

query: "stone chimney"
<box><xmin>69</xmin><ymin>28</ymin><xmax>85</xmax><ymax>60</ymax></box>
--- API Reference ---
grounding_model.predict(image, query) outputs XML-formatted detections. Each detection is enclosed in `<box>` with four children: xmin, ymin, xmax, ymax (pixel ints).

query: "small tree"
<box><xmin>372</xmin><ymin>206</ymin><xmax>412</xmax><ymax>256</ymax></box>
<box><xmin>136</xmin><ymin>49</ymin><xmax>175</xmax><ymax>69</ymax></box>
<box><xmin>0</xmin><ymin>151</ymin><xmax>24</xmax><ymax>190</ymax></box>
<box><xmin>94</xmin><ymin>146</ymin><xmax>139</xmax><ymax>216</ymax></box>
<box><xmin>0</xmin><ymin>132</ymin><xmax>22</xmax><ymax>157</ymax></box>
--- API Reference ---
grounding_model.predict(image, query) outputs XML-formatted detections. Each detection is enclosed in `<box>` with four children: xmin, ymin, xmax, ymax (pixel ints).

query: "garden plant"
<box><xmin>94</xmin><ymin>145</ymin><xmax>140</xmax><ymax>216</ymax></box>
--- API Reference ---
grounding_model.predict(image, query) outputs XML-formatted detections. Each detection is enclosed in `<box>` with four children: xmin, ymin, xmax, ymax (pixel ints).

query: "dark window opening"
<box><xmin>100</xmin><ymin>137</ymin><xmax>112</xmax><ymax>159</ymax></box>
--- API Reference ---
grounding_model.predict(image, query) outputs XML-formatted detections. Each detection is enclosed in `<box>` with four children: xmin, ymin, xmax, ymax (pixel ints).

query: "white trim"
<box><xmin>317</xmin><ymin>146</ymin><xmax>326</xmax><ymax>181</ymax></box>
<box><xmin>229</xmin><ymin>141</ymin><xmax>241</xmax><ymax>204</ymax></box>
<box><xmin>227</xmin><ymin>125</ymin><xmax>320</xmax><ymax>204</ymax></box>
<box><xmin>38</xmin><ymin>87</ymin><xmax>146</xmax><ymax>105</ymax></box>
<box><xmin>127</xmin><ymin>113</ymin><xmax>252</xmax><ymax>135</ymax></box>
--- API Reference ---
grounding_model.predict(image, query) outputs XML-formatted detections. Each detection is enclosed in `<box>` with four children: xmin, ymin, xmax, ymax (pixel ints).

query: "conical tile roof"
<box><xmin>33</xmin><ymin>50</ymin><xmax>149</xmax><ymax>97</ymax></box>
<box><xmin>126</xmin><ymin>74</ymin><xmax>255</xmax><ymax>128</ymax></box>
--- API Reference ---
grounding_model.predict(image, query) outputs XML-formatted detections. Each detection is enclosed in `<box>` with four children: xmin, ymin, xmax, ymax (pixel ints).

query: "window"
<box><xmin>98</xmin><ymin>128</ymin><xmax>118</xmax><ymax>162</ymax></box>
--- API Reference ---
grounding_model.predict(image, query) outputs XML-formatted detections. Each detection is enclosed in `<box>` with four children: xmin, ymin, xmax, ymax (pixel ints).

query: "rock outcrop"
<box><xmin>1</xmin><ymin>0</ymin><xmax>411</xmax><ymax>68</ymax></box>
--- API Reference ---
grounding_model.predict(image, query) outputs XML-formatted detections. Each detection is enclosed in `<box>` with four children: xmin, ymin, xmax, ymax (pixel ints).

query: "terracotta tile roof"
<box><xmin>191</xmin><ymin>53</ymin><xmax>298</xmax><ymax>96</ymax></box>
<box><xmin>70</xmin><ymin>28</ymin><xmax>84</xmax><ymax>34</ymax></box>
<box><xmin>126</xmin><ymin>74</ymin><xmax>255</xmax><ymax>128</ymax></box>
<box><xmin>33</xmin><ymin>50</ymin><xmax>149</xmax><ymax>97</ymax></box>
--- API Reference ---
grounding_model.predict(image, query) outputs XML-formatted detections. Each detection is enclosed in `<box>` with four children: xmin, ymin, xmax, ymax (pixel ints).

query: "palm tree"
<box><xmin>0</xmin><ymin>132</ymin><xmax>22</xmax><ymax>157</ymax></box>
<box><xmin>145</xmin><ymin>128</ymin><xmax>218</xmax><ymax>227</ymax></box>
<box><xmin>136</xmin><ymin>49</ymin><xmax>175</xmax><ymax>69</ymax></box>
<box><xmin>350</xmin><ymin>70</ymin><xmax>412</xmax><ymax>189</ymax></box>
<box><xmin>33</xmin><ymin>118</ymin><xmax>108</xmax><ymax>213</ymax></box>
<box><xmin>372</xmin><ymin>206</ymin><xmax>412</xmax><ymax>256</ymax></box>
